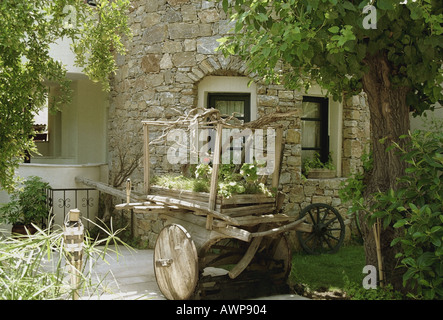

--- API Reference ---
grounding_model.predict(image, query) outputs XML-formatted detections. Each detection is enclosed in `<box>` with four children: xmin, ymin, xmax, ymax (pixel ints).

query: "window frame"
<box><xmin>207</xmin><ymin>92</ymin><xmax>251</xmax><ymax>123</ymax></box>
<box><xmin>301</xmin><ymin>96</ymin><xmax>329</xmax><ymax>164</ymax></box>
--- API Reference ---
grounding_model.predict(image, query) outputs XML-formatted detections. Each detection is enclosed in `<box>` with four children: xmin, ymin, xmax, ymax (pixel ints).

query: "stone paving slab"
<box><xmin>80</xmin><ymin>247</ymin><xmax>308</xmax><ymax>300</ymax></box>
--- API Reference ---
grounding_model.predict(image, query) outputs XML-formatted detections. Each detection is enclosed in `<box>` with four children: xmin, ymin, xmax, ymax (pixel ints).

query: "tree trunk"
<box><xmin>360</xmin><ymin>53</ymin><xmax>410</xmax><ymax>290</ymax></box>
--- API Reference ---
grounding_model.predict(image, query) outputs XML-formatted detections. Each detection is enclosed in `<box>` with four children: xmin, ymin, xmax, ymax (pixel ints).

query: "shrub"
<box><xmin>369</xmin><ymin>128</ymin><xmax>443</xmax><ymax>299</ymax></box>
<box><xmin>343</xmin><ymin>275</ymin><xmax>403</xmax><ymax>300</ymax></box>
<box><xmin>340</xmin><ymin>122</ymin><xmax>443</xmax><ymax>299</ymax></box>
<box><xmin>0</xmin><ymin>176</ymin><xmax>51</xmax><ymax>226</ymax></box>
<box><xmin>0</xmin><ymin>219</ymin><xmax>130</xmax><ymax>300</ymax></box>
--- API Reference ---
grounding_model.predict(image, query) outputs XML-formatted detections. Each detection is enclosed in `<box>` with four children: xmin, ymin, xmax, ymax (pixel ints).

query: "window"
<box><xmin>301</xmin><ymin>96</ymin><xmax>329</xmax><ymax>163</ymax></box>
<box><xmin>208</xmin><ymin>93</ymin><xmax>251</xmax><ymax>123</ymax></box>
<box><xmin>33</xmin><ymin>105</ymin><xmax>49</xmax><ymax>142</ymax></box>
<box><xmin>207</xmin><ymin>93</ymin><xmax>251</xmax><ymax>163</ymax></box>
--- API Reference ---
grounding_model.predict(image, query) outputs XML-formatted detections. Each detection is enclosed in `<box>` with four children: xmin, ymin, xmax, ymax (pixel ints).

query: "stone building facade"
<box><xmin>108</xmin><ymin>0</ymin><xmax>371</xmax><ymax>249</ymax></box>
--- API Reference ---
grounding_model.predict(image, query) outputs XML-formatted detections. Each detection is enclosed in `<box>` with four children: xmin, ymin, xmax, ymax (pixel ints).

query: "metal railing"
<box><xmin>46</xmin><ymin>187</ymin><xmax>133</xmax><ymax>233</ymax></box>
<box><xmin>46</xmin><ymin>188</ymin><xmax>98</xmax><ymax>230</ymax></box>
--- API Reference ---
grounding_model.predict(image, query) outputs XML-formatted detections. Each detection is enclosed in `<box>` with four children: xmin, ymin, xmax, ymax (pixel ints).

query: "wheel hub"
<box><xmin>314</xmin><ymin>223</ymin><xmax>327</xmax><ymax>235</ymax></box>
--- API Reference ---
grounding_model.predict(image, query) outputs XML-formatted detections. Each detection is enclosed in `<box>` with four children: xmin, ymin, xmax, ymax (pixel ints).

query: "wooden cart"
<box><xmin>116</xmin><ymin>115</ymin><xmax>345</xmax><ymax>299</ymax></box>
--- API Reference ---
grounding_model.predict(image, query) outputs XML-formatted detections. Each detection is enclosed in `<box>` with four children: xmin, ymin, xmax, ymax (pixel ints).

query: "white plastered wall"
<box><xmin>410</xmin><ymin>102</ymin><xmax>443</xmax><ymax>131</ymax></box>
<box><xmin>34</xmin><ymin>78</ymin><xmax>108</xmax><ymax>165</ymax></box>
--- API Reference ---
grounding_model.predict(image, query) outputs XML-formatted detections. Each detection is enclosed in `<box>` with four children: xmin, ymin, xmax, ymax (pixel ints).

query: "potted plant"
<box><xmin>302</xmin><ymin>152</ymin><xmax>336</xmax><ymax>179</ymax></box>
<box><xmin>0</xmin><ymin>176</ymin><xmax>51</xmax><ymax>235</ymax></box>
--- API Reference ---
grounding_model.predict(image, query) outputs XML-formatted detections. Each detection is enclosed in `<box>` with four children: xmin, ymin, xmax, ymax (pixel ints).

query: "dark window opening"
<box><xmin>301</xmin><ymin>96</ymin><xmax>329</xmax><ymax>164</ymax></box>
<box><xmin>208</xmin><ymin>93</ymin><xmax>251</xmax><ymax>123</ymax></box>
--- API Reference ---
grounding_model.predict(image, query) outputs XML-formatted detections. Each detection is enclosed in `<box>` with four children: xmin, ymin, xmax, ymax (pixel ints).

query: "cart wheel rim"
<box><xmin>296</xmin><ymin>203</ymin><xmax>345</xmax><ymax>254</ymax></box>
<box><xmin>265</xmin><ymin>234</ymin><xmax>292</xmax><ymax>281</ymax></box>
<box><xmin>154</xmin><ymin>224</ymin><xmax>199</xmax><ymax>300</ymax></box>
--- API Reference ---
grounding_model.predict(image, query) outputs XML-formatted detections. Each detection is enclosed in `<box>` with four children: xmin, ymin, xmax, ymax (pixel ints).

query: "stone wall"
<box><xmin>108</xmin><ymin>0</ymin><xmax>370</xmax><ymax>250</ymax></box>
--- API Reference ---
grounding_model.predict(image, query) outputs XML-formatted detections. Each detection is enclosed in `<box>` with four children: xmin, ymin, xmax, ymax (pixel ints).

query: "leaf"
<box><xmin>412</xmin><ymin>231</ymin><xmax>425</xmax><ymax>239</ymax></box>
<box><xmin>393</xmin><ymin>219</ymin><xmax>408</xmax><ymax>228</ymax></box>
<box><xmin>419</xmin><ymin>279</ymin><xmax>430</xmax><ymax>287</ymax></box>
<box><xmin>342</xmin><ymin>1</ymin><xmax>357</xmax><ymax>11</ymax></box>
<box><xmin>328</xmin><ymin>26</ymin><xmax>340</xmax><ymax>34</ymax></box>
<box><xmin>222</xmin><ymin>0</ymin><xmax>229</xmax><ymax>12</ymax></box>
<box><xmin>405</xmin><ymin>167</ymin><xmax>417</xmax><ymax>173</ymax></box>
<box><xmin>377</xmin><ymin>0</ymin><xmax>395</xmax><ymax>10</ymax></box>
<box><xmin>391</xmin><ymin>238</ymin><xmax>401</xmax><ymax>246</ymax></box>
<box><xmin>409</xmin><ymin>203</ymin><xmax>418</xmax><ymax>212</ymax></box>
<box><xmin>434</xmin><ymin>153</ymin><xmax>443</xmax><ymax>165</ymax></box>
<box><xmin>402</xmin><ymin>257</ymin><xmax>417</xmax><ymax>268</ymax></box>
<box><xmin>417</xmin><ymin>252</ymin><xmax>436</xmax><ymax>268</ymax></box>
<box><xmin>430</xmin><ymin>225</ymin><xmax>442</xmax><ymax>234</ymax></box>
<box><xmin>409</xmin><ymin>5</ymin><xmax>423</xmax><ymax>20</ymax></box>
<box><xmin>381</xmin><ymin>214</ymin><xmax>391</xmax><ymax>229</ymax></box>
<box><xmin>431</xmin><ymin>237</ymin><xmax>441</xmax><ymax>247</ymax></box>
<box><xmin>256</xmin><ymin>13</ymin><xmax>268</xmax><ymax>22</ymax></box>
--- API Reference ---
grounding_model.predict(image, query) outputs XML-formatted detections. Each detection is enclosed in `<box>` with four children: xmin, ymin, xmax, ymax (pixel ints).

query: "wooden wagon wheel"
<box><xmin>296</xmin><ymin>203</ymin><xmax>345</xmax><ymax>255</ymax></box>
<box><xmin>197</xmin><ymin>233</ymin><xmax>291</xmax><ymax>299</ymax></box>
<box><xmin>201</xmin><ymin>233</ymin><xmax>291</xmax><ymax>281</ymax></box>
<box><xmin>201</xmin><ymin>238</ymin><xmax>247</xmax><ymax>270</ymax></box>
<box><xmin>259</xmin><ymin>234</ymin><xmax>292</xmax><ymax>282</ymax></box>
<box><xmin>154</xmin><ymin>224</ymin><xmax>199</xmax><ymax>300</ymax></box>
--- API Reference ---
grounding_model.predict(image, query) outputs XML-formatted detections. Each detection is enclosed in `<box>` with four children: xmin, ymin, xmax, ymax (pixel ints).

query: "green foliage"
<box><xmin>290</xmin><ymin>245</ymin><xmax>365</xmax><ymax>293</ymax></box>
<box><xmin>0</xmin><ymin>0</ymin><xmax>131</xmax><ymax>192</ymax></box>
<box><xmin>368</xmin><ymin>127</ymin><xmax>442</xmax><ymax>299</ymax></box>
<box><xmin>339</xmin><ymin>150</ymin><xmax>373</xmax><ymax>217</ymax></box>
<box><xmin>343</xmin><ymin>276</ymin><xmax>403</xmax><ymax>300</ymax></box>
<box><xmin>219</xmin><ymin>0</ymin><xmax>443</xmax><ymax>108</ymax></box>
<box><xmin>72</xmin><ymin>0</ymin><xmax>131</xmax><ymax>91</ymax></box>
<box><xmin>220</xmin><ymin>0</ymin><xmax>443</xmax><ymax>298</ymax></box>
<box><xmin>152</xmin><ymin>163</ymin><xmax>273</xmax><ymax>198</ymax></box>
<box><xmin>291</xmin><ymin>244</ymin><xmax>405</xmax><ymax>299</ymax></box>
<box><xmin>375</xmin><ymin>129</ymin><xmax>443</xmax><ymax>299</ymax></box>
<box><xmin>195</xmin><ymin>163</ymin><xmax>212</xmax><ymax>180</ymax></box>
<box><xmin>90</xmin><ymin>213</ymin><xmax>149</xmax><ymax>250</ymax></box>
<box><xmin>0</xmin><ymin>176</ymin><xmax>51</xmax><ymax>226</ymax></box>
<box><xmin>218</xmin><ymin>163</ymin><xmax>269</xmax><ymax>197</ymax></box>
<box><xmin>0</xmin><ymin>219</ymin><xmax>130</xmax><ymax>300</ymax></box>
<box><xmin>339</xmin><ymin>124</ymin><xmax>443</xmax><ymax>299</ymax></box>
<box><xmin>152</xmin><ymin>175</ymin><xmax>201</xmax><ymax>192</ymax></box>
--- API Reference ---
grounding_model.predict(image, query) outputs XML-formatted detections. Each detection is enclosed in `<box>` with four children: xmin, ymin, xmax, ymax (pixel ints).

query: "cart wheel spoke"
<box><xmin>324</xmin><ymin>232</ymin><xmax>340</xmax><ymax>242</ymax></box>
<box><xmin>324</xmin><ymin>216</ymin><xmax>338</xmax><ymax>226</ymax></box>
<box><xmin>296</xmin><ymin>203</ymin><xmax>345</xmax><ymax>254</ymax></box>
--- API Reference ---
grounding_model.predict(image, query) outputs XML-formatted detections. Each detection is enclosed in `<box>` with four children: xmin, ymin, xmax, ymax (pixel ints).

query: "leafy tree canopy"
<box><xmin>220</xmin><ymin>0</ymin><xmax>443</xmax><ymax>289</ymax></box>
<box><xmin>0</xmin><ymin>0</ymin><xmax>131</xmax><ymax>192</ymax></box>
<box><xmin>219</xmin><ymin>0</ymin><xmax>443</xmax><ymax>110</ymax></box>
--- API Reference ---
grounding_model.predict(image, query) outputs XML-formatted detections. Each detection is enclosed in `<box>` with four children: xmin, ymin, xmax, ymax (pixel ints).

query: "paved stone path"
<box><xmin>79</xmin><ymin>247</ymin><xmax>308</xmax><ymax>300</ymax></box>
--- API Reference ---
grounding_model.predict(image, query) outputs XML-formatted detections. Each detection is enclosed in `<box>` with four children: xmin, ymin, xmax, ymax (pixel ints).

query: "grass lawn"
<box><xmin>289</xmin><ymin>244</ymin><xmax>366</xmax><ymax>292</ymax></box>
